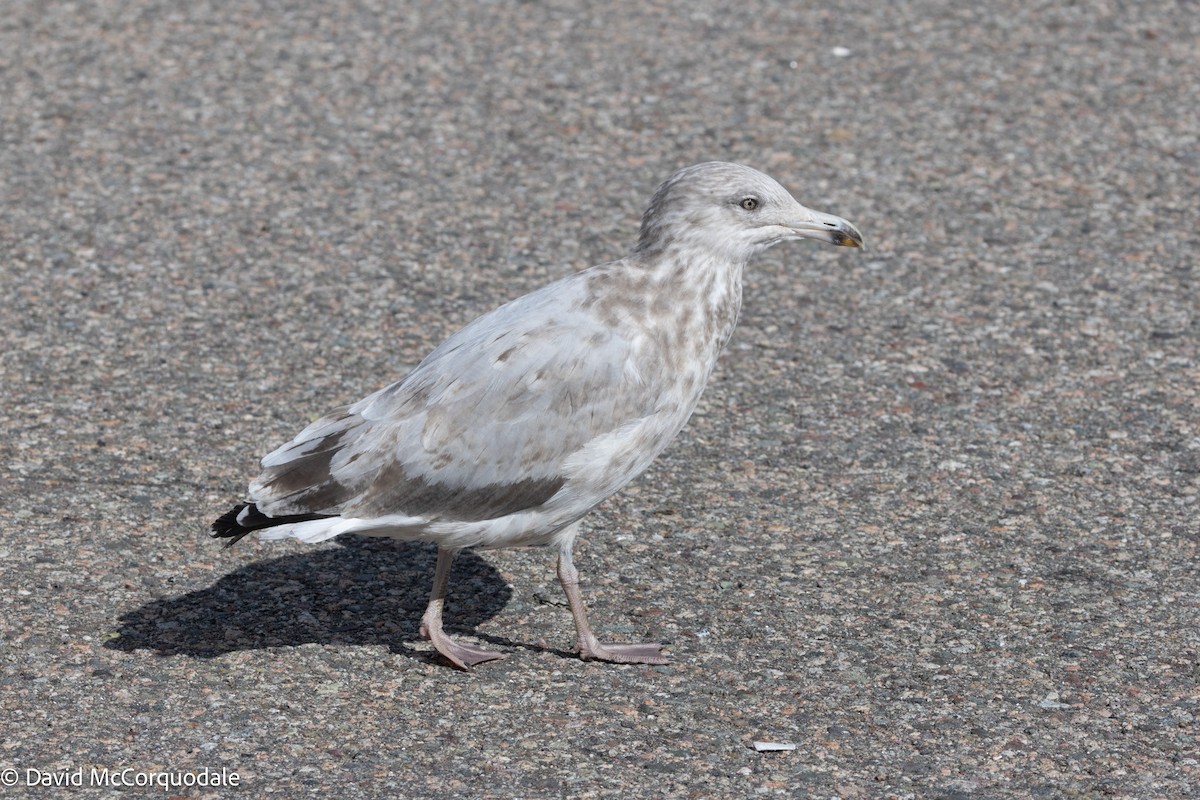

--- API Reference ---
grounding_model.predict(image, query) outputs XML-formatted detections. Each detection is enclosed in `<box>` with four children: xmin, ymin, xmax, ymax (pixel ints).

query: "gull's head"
<box><xmin>636</xmin><ymin>162</ymin><xmax>863</xmax><ymax>260</ymax></box>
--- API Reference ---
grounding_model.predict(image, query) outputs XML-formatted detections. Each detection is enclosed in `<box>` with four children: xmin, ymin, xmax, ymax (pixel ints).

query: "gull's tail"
<box><xmin>211</xmin><ymin>503</ymin><xmax>333</xmax><ymax>547</ymax></box>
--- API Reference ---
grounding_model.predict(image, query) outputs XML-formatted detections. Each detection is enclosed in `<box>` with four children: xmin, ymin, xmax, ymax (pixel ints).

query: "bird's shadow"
<box><xmin>105</xmin><ymin>537</ymin><xmax>514</xmax><ymax>663</ymax></box>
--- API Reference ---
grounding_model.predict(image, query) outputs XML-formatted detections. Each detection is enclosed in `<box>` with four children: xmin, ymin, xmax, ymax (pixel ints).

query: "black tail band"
<box><xmin>211</xmin><ymin>503</ymin><xmax>333</xmax><ymax>548</ymax></box>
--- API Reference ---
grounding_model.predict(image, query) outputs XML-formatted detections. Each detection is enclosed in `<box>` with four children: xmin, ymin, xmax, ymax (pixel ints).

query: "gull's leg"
<box><xmin>419</xmin><ymin>546</ymin><xmax>506</xmax><ymax>669</ymax></box>
<box><xmin>556</xmin><ymin>527</ymin><xmax>669</xmax><ymax>665</ymax></box>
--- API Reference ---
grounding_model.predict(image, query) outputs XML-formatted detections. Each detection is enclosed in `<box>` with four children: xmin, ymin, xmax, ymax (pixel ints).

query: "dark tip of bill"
<box><xmin>832</xmin><ymin>229</ymin><xmax>864</xmax><ymax>248</ymax></box>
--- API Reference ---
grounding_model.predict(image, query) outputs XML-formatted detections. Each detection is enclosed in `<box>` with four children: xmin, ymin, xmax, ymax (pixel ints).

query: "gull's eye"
<box><xmin>740</xmin><ymin>196</ymin><xmax>760</xmax><ymax>211</ymax></box>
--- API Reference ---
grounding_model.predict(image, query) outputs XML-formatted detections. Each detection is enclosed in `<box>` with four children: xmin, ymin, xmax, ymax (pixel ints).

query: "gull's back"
<box><xmin>244</xmin><ymin>253</ymin><xmax>728</xmax><ymax>549</ymax></box>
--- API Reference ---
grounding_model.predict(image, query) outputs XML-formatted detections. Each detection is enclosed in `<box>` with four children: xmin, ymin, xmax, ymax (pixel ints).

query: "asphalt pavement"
<box><xmin>1</xmin><ymin>1</ymin><xmax>1197</xmax><ymax>797</ymax></box>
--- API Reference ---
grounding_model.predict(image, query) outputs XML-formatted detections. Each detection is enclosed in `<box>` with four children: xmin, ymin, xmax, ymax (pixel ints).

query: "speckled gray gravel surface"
<box><xmin>2</xmin><ymin>1</ymin><xmax>1198</xmax><ymax>798</ymax></box>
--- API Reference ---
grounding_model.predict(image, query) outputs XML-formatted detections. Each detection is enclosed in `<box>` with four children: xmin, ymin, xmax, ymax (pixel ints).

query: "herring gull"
<box><xmin>212</xmin><ymin>162</ymin><xmax>863</xmax><ymax>669</ymax></box>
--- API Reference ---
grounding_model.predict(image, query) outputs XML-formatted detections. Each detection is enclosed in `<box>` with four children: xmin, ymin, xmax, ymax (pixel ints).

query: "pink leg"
<box><xmin>419</xmin><ymin>546</ymin><xmax>506</xmax><ymax>670</ymax></box>
<box><xmin>556</xmin><ymin>538</ymin><xmax>669</xmax><ymax>665</ymax></box>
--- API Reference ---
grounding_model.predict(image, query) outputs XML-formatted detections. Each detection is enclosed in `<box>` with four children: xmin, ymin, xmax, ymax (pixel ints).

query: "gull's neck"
<box><xmin>578</xmin><ymin>240</ymin><xmax>747</xmax><ymax>370</ymax></box>
<box><xmin>635</xmin><ymin>237</ymin><xmax>747</xmax><ymax>326</ymax></box>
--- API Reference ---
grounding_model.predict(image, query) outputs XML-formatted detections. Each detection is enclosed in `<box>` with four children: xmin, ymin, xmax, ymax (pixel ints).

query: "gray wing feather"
<box><xmin>250</xmin><ymin>274</ymin><xmax>660</xmax><ymax>521</ymax></box>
